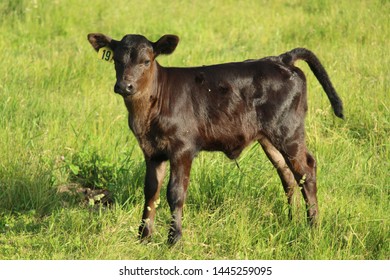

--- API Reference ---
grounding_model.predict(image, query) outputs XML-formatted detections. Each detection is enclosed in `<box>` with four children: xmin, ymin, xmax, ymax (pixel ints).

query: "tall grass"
<box><xmin>0</xmin><ymin>0</ymin><xmax>388</xmax><ymax>259</ymax></box>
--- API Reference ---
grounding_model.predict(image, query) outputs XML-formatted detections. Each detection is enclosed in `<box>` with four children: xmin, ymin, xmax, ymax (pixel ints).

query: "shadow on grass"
<box><xmin>0</xmin><ymin>148</ymin><xmax>146</xmax><ymax>217</ymax></box>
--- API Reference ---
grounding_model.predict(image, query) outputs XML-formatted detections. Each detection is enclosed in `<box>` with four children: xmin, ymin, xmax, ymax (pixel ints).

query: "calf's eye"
<box><xmin>144</xmin><ymin>60</ymin><xmax>151</xmax><ymax>66</ymax></box>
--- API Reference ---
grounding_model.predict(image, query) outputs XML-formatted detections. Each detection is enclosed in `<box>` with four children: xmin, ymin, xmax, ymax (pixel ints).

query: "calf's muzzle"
<box><xmin>114</xmin><ymin>81</ymin><xmax>134</xmax><ymax>96</ymax></box>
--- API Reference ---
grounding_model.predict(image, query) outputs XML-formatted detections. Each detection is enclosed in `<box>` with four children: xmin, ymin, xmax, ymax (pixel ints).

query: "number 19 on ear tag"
<box><xmin>98</xmin><ymin>47</ymin><xmax>114</xmax><ymax>63</ymax></box>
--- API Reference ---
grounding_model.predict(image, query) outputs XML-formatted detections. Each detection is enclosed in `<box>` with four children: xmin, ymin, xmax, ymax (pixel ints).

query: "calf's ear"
<box><xmin>152</xmin><ymin>35</ymin><xmax>179</xmax><ymax>57</ymax></box>
<box><xmin>87</xmin><ymin>33</ymin><xmax>118</xmax><ymax>52</ymax></box>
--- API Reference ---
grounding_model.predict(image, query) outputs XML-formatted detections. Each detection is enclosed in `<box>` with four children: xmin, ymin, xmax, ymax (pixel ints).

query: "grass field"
<box><xmin>0</xmin><ymin>0</ymin><xmax>388</xmax><ymax>259</ymax></box>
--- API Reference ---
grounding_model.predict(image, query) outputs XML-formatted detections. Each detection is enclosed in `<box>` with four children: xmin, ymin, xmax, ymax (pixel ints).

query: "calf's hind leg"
<box><xmin>259</xmin><ymin>136</ymin><xmax>297</xmax><ymax>219</ymax></box>
<box><xmin>284</xmin><ymin>142</ymin><xmax>318</xmax><ymax>225</ymax></box>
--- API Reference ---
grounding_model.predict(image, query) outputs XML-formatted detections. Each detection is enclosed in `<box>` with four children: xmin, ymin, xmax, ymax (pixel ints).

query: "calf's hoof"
<box><xmin>307</xmin><ymin>209</ymin><xmax>319</xmax><ymax>227</ymax></box>
<box><xmin>138</xmin><ymin>223</ymin><xmax>153</xmax><ymax>242</ymax></box>
<box><xmin>167</xmin><ymin>229</ymin><xmax>182</xmax><ymax>245</ymax></box>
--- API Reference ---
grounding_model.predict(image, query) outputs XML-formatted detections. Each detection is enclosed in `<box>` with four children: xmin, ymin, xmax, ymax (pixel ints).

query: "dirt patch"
<box><xmin>57</xmin><ymin>183</ymin><xmax>113</xmax><ymax>206</ymax></box>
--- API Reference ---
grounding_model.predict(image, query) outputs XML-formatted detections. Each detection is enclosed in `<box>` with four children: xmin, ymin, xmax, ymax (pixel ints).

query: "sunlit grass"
<box><xmin>0</xmin><ymin>0</ymin><xmax>388</xmax><ymax>259</ymax></box>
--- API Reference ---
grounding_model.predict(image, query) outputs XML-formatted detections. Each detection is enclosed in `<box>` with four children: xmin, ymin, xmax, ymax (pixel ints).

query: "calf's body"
<box><xmin>88</xmin><ymin>33</ymin><xmax>343</xmax><ymax>244</ymax></box>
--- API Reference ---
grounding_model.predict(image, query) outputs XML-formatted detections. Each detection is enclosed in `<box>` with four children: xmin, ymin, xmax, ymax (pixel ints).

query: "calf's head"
<box><xmin>87</xmin><ymin>33</ymin><xmax>179</xmax><ymax>96</ymax></box>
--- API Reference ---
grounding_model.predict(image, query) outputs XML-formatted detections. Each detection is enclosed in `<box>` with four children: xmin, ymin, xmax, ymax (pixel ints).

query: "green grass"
<box><xmin>0</xmin><ymin>0</ymin><xmax>388</xmax><ymax>259</ymax></box>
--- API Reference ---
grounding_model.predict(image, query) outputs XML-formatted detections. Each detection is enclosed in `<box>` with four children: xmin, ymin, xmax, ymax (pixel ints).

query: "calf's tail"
<box><xmin>281</xmin><ymin>48</ymin><xmax>344</xmax><ymax>119</ymax></box>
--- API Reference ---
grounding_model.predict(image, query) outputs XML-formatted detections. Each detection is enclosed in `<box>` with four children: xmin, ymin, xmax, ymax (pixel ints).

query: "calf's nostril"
<box><xmin>126</xmin><ymin>84</ymin><xmax>133</xmax><ymax>93</ymax></box>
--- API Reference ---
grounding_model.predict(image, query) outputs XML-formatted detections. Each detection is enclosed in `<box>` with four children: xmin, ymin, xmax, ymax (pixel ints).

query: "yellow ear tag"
<box><xmin>98</xmin><ymin>47</ymin><xmax>114</xmax><ymax>63</ymax></box>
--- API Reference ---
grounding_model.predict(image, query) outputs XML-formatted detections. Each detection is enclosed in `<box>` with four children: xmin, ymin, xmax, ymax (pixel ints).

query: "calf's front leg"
<box><xmin>167</xmin><ymin>152</ymin><xmax>193</xmax><ymax>245</ymax></box>
<box><xmin>139</xmin><ymin>158</ymin><xmax>167</xmax><ymax>241</ymax></box>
